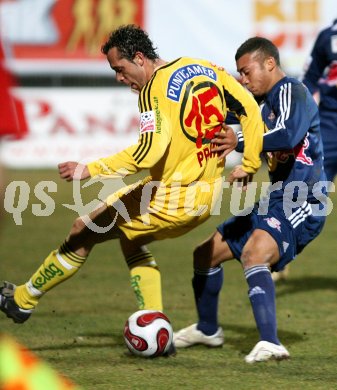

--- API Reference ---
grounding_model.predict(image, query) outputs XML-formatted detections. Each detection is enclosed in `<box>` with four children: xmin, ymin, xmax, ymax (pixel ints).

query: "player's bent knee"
<box><xmin>70</xmin><ymin>216</ymin><xmax>87</xmax><ymax>236</ymax></box>
<box><xmin>241</xmin><ymin>229</ymin><xmax>279</xmax><ymax>269</ymax></box>
<box><xmin>241</xmin><ymin>249</ymin><xmax>274</xmax><ymax>269</ymax></box>
<box><xmin>194</xmin><ymin>232</ymin><xmax>233</xmax><ymax>269</ymax></box>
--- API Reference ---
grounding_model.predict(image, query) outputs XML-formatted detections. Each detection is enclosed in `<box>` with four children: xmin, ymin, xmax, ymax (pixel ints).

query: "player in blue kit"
<box><xmin>302</xmin><ymin>18</ymin><xmax>337</xmax><ymax>186</ymax></box>
<box><xmin>174</xmin><ymin>37</ymin><xmax>328</xmax><ymax>363</ymax></box>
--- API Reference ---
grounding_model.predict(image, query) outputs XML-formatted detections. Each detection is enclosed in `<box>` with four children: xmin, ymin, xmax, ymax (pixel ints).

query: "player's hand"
<box><xmin>211</xmin><ymin>124</ymin><xmax>238</xmax><ymax>160</ymax></box>
<box><xmin>58</xmin><ymin>161</ymin><xmax>91</xmax><ymax>182</ymax></box>
<box><xmin>228</xmin><ymin>165</ymin><xmax>253</xmax><ymax>191</ymax></box>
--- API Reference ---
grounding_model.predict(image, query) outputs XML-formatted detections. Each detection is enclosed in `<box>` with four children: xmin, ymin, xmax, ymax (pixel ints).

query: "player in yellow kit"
<box><xmin>0</xmin><ymin>25</ymin><xmax>263</xmax><ymax>325</ymax></box>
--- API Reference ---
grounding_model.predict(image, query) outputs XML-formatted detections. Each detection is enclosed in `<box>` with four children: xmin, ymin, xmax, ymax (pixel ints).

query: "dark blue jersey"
<box><xmin>236</xmin><ymin>76</ymin><xmax>327</xmax><ymax>204</ymax></box>
<box><xmin>302</xmin><ymin>19</ymin><xmax>337</xmax><ymax>112</ymax></box>
<box><xmin>225</xmin><ymin>111</ymin><xmax>240</xmax><ymax>125</ymax></box>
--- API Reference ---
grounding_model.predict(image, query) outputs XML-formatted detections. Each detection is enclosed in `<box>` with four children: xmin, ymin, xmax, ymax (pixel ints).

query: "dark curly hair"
<box><xmin>101</xmin><ymin>24</ymin><xmax>159</xmax><ymax>61</ymax></box>
<box><xmin>235</xmin><ymin>37</ymin><xmax>280</xmax><ymax>66</ymax></box>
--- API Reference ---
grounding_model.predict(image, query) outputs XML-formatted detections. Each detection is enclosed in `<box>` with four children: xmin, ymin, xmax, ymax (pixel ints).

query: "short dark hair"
<box><xmin>101</xmin><ymin>24</ymin><xmax>159</xmax><ymax>61</ymax></box>
<box><xmin>235</xmin><ymin>37</ymin><xmax>280</xmax><ymax>66</ymax></box>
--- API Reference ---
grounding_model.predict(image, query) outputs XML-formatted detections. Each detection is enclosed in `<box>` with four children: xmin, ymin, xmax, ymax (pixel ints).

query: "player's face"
<box><xmin>236</xmin><ymin>51</ymin><xmax>272</xmax><ymax>97</ymax></box>
<box><xmin>106</xmin><ymin>47</ymin><xmax>148</xmax><ymax>93</ymax></box>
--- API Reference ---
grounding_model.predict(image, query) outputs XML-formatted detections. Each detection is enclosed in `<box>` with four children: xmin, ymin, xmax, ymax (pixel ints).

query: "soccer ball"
<box><xmin>124</xmin><ymin>310</ymin><xmax>173</xmax><ymax>357</ymax></box>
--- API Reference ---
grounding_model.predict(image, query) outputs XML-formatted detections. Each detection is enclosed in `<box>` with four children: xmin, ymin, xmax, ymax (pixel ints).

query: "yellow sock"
<box><xmin>127</xmin><ymin>251</ymin><xmax>163</xmax><ymax>311</ymax></box>
<box><xmin>14</xmin><ymin>242</ymin><xmax>86</xmax><ymax>310</ymax></box>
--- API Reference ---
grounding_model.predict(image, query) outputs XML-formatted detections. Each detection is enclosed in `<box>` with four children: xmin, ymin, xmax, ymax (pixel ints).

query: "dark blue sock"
<box><xmin>245</xmin><ymin>265</ymin><xmax>279</xmax><ymax>345</ymax></box>
<box><xmin>192</xmin><ymin>266</ymin><xmax>223</xmax><ymax>336</ymax></box>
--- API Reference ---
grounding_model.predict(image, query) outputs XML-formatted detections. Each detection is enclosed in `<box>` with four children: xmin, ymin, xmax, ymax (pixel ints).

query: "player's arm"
<box><xmin>87</xmin><ymin>82</ymin><xmax>171</xmax><ymax>179</ymax></box>
<box><xmin>221</xmin><ymin>72</ymin><xmax>264</xmax><ymax>175</ymax></box>
<box><xmin>58</xmin><ymin>127</ymin><xmax>170</xmax><ymax>182</ymax></box>
<box><xmin>262</xmin><ymin>83</ymin><xmax>313</xmax><ymax>151</ymax></box>
<box><xmin>211</xmin><ymin>124</ymin><xmax>239</xmax><ymax>159</ymax></box>
<box><xmin>86</xmin><ymin>127</ymin><xmax>170</xmax><ymax>179</ymax></box>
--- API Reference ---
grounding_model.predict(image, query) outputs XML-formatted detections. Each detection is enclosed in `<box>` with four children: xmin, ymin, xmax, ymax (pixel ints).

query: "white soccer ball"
<box><xmin>124</xmin><ymin>310</ymin><xmax>173</xmax><ymax>357</ymax></box>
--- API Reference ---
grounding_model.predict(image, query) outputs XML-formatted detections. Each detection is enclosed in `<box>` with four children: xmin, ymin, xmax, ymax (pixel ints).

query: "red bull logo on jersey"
<box><xmin>294</xmin><ymin>137</ymin><xmax>313</xmax><ymax>165</ymax></box>
<box><xmin>167</xmin><ymin>64</ymin><xmax>217</xmax><ymax>102</ymax></box>
<box><xmin>325</xmin><ymin>61</ymin><xmax>337</xmax><ymax>86</ymax></box>
<box><xmin>270</xmin><ymin>136</ymin><xmax>313</xmax><ymax>166</ymax></box>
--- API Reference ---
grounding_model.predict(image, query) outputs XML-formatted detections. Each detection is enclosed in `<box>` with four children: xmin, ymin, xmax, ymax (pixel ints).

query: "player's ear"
<box><xmin>265</xmin><ymin>56</ymin><xmax>276</xmax><ymax>71</ymax></box>
<box><xmin>134</xmin><ymin>52</ymin><xmax>145</xmax><ymax>66</ymax></box>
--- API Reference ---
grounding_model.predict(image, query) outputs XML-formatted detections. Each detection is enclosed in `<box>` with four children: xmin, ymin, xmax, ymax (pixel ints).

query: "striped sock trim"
<box><xmin>194</xmin><ymin>265</ymin><xmax>223</xmax><ymax>276</ymax></box>
<box><xmin>126</xmin><ymin>251</ymin><xmax>157</xmax><ymax>268</ymax></box>
<box><xmin>58</xmin><ymin>242</ymin><xmax>86</xmax><ymax>268</ymax></box>
<box><xmin>244</xmin><ymin>265</ymin><xmax>270</xmax><ymax>280</ymax></box>
<box><xmin>26</xmin><ymin>280</ymin><xmax>44</xmax><ymax>297</ymax></box>
<box><xmin>56</xmin><ymin>252</ymin><xmax>77</xmax><ymax>270</ymax></box>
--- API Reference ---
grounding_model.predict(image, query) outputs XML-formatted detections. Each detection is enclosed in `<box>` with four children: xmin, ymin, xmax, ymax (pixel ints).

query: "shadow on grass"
<box><xmin>220</xmin><ymin>323</ymin><xmax>305</xmax><ymax>354</ymax></box>
<box><xmin>31</xmin><ymin>333</ymin><xmax>124</xmax><ymax>352</ymax></box>
<box><xmin>275</xmin><ymin>276</ymin><xmax>337</xmax><ymax>297</ymax></box>
<box><xmin>31</xmin><ymin>326</ymin><xmax>304</xmax><ymax>361</ymax></box>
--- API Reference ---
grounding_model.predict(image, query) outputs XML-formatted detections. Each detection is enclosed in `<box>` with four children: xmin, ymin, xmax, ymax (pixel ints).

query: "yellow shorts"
<box><xmin>106</xmin><ymin>176</ymin><xmax>222</xmax><ymax>241</ymax></box>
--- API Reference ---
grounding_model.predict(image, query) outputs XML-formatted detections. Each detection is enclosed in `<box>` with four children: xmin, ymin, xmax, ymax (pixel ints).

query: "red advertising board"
<box><xmin>0</xmin><ymin>0</ymin><xmax>144</xmax><ymax>60</ymax></box>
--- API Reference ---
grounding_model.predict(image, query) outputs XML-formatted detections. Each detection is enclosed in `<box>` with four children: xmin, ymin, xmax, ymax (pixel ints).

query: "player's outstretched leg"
<box><xmin>244</xmin><ymin>265</ymin><xmax>290</xmax><ymax>363</ymax></box>
<box><xmin>1</xmin><ymin>203</ymin><xmax>117</xmax><ymax>324</ymax></box>
<box><xmin>1</xmin><ymin>242</ymin><xmax>87</xmax><ymax>323</ymax></box>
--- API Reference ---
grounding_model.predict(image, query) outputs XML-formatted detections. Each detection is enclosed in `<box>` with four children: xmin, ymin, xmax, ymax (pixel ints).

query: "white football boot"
<box><xmin>173</xmin><ymin>323</ymin><xmax>224</xmax><ymax>348</ymax></box>
<box><xmin>272</xmin><ymin>265</ymin><xmax>290</xmax><ymax>282</ymax></box>
<box><xmin>245</xmin><ymin>340</ymin><xmax>290</xmax><ymax>363</ymax></box>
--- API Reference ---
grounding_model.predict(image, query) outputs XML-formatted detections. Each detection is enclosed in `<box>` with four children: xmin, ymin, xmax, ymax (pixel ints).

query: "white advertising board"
<box><xmin>0</xmin><ymin>88</ymin><xmax>139</xmax><ymax>168</ymax></box>
<box><xmin>146</xmin><ymin>0</ymin><xmax>337</xmax><ymax>76</ymax></box>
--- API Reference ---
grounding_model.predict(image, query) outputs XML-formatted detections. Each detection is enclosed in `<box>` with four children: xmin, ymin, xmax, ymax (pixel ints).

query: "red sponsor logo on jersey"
<box><xmin>271</xmin><ymin>136</ymin><xmax>313</xmax><ymax>166</ymax></box>
<box><xmin>196</xmin><ymin>144</ymin><xmax>218</xmax><ymax>167</ymax></box>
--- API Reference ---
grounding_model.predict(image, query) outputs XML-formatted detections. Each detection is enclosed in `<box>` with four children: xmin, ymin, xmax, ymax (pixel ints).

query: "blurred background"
<box><xmin>0</xmin><ymin>0</ymin><xmax>335</xmax><ymax>169</ymax></box>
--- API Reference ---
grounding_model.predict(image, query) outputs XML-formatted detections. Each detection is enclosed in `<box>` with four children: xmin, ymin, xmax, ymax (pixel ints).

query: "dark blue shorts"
<box><xmin>217</xmin><ymin>202</ymin><xmax>326</xmax><ymax>272</ymax></box>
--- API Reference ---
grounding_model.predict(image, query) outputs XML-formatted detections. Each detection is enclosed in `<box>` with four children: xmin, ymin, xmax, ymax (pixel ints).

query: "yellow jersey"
<box><xmin>87</xmin><ymin>57</ymin><xmax>264</xmax><ymax>239</ymax></box>
<box><xmin>88</xmin><ymin>57</ymin><xmax>263</xmax><ymax>186</ymax></box>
